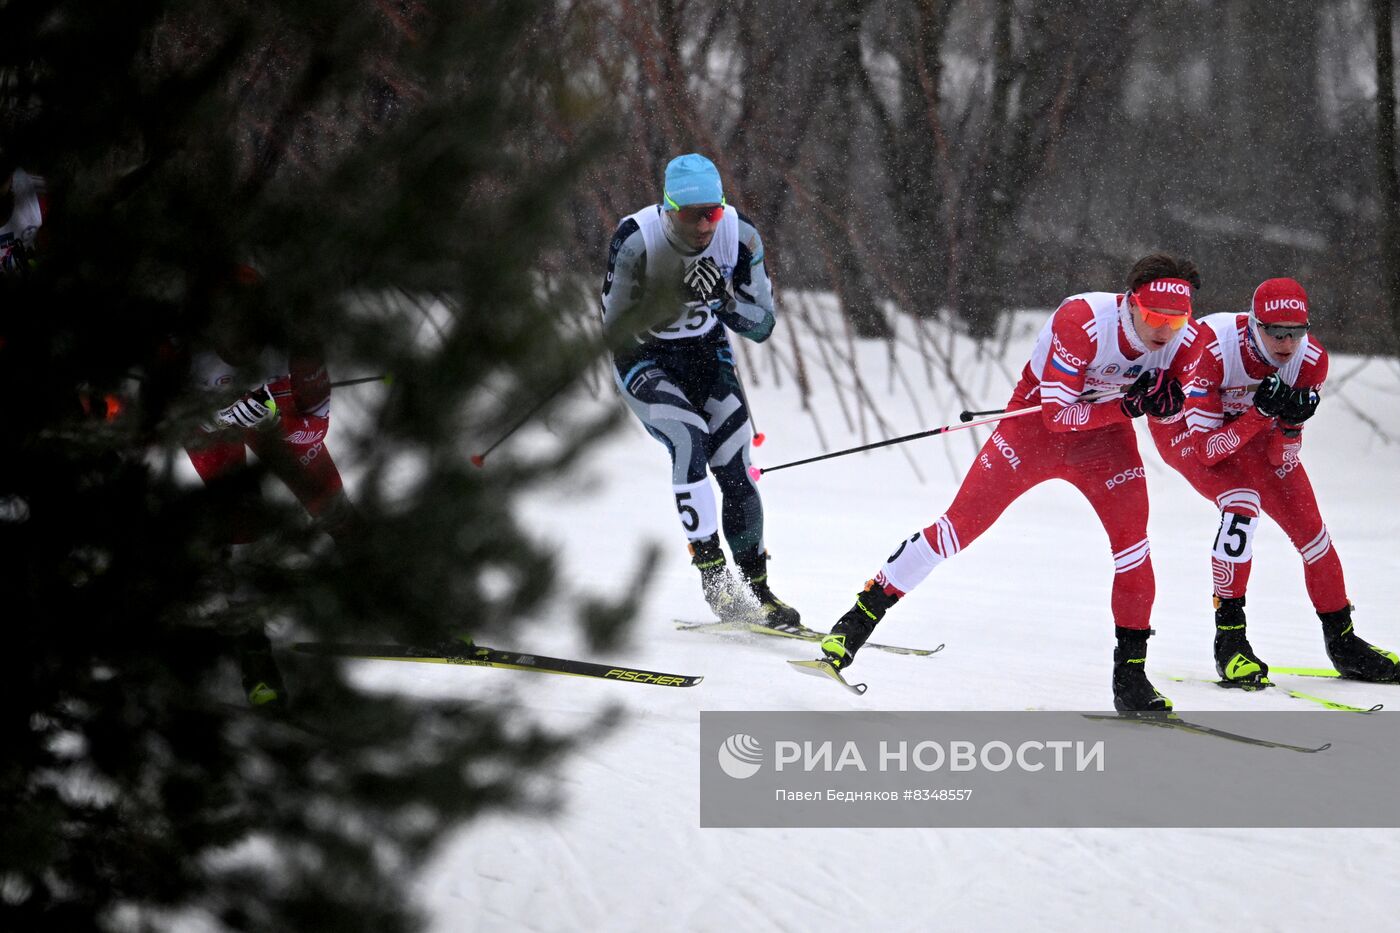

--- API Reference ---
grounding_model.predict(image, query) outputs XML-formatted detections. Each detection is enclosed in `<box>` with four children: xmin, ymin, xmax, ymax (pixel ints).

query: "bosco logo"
<box><xmin>1149</xmin><ymin>281</ymin><xmax>1191</xmax><ymax>296</ymax></box>
<box><xmin>1105</xmin><ymin>466</ymin><xmax>1146</xmax><ymax>489</ymax></box>
<box><xmin>1051</xmin><ymin>335</ymin><xmax>1086</xmax><ymax>368</ymax></box>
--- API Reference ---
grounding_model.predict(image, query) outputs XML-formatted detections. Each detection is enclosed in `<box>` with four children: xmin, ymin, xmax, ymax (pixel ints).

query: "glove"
<box><xmin>1119</xmin><ymin>369</ymin><xmax>1182</xmax><ymax>419</ymax></box>
<box><xmin>1277</xmin><ymin>385</ymin><xmax>1320</xmax><ymax>425</ymax></box>
<box><xmin>682</xmin><ymin>257</ymin><xmax>726</xmax><ymax>305</ymax></box>
<box><xmin>1252</xmin><ymin>373</ymin><xmax>1291</xmax><ymax>418</ymax></box>
<box><xmin>1142</xmin><ymin>377</ymin><xmax>1184</xmax><ymax>418</ymax></box>
<box><xmin>214</xmin><ymin>385</ymin><xmax>278</xmax><ymax>430</ymax></box>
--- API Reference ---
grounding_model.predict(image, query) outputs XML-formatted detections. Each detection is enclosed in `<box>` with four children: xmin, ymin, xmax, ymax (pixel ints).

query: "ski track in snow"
<box><xmin>324</xmin><ymin>301</ymin><xmax>1400</xmax><ymax>931</ymax></box>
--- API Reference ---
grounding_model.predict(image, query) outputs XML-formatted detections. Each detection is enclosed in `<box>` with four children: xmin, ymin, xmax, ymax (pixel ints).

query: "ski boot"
<box><xmin>1112</xmin><ymin>627</ymin><xmax>1172</xmax><ymax>712</ymax></box>
<box><xmin>689</xmin><ymin>534</ymin><xmax>754</xmax><ymax>623</ymax></box>
<box><xmin>1321</xmin><ymin>604</ymin><xmax>1400</xmax><ymax>683</ymax></box>
<box><xmin>820</xmin><ymin>581</ymin><xmax>901</xmax><ymax>671</ymax></box>
<box><xmin>434</xmin><ymin>633</ymin><xmax>489</xmax><ymax>658</ymax></box>
<box><xmin>236</xmin><ymin>628</ymin><xmax>289</xmax><ymax>710</ymax></box>
<box><xmin>736</xmin><ymin>550</ymin><xmax>802</xmax><ymax>633</ymax></box>
<box><xmin>1213</xmin><ymin>596</ymin><xmax>1269</xmax><ymax>687</ymax></box>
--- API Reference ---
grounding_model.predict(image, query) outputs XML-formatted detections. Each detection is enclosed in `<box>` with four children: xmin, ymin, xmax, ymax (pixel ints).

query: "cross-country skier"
<box><xmin>817</xmin><ymin>254</ymin><xmax>1202</xmax><ymax>711</ymax></box>
<box><xmin>182</xmin><ymin>265</ymin><xmax>356</xmax><ymax>708</ymax></box>
<box><xmin>1149</xmin><ymin>277</ymin><xmax>1398</xmax><ymax>685</ymax></box>
<box><xmin>0</xmin><ymin>152</ymin><xmax>44</xmax><ymax>276</ymax></box>
<box><xmin>600</xmin><ymin>153</ymin><xmax>799</xmax><ymax>629</ymax></box>
<box><xmin>0</xmin><ymin>151</ymin><xmax>46</xmax><ymax>525</ymax></box>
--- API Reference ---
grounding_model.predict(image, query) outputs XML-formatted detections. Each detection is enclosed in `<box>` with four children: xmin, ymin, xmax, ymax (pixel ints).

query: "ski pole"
<box><xmin>751</xmin><ymin>387</ymin><xmax>1124</xmax><ymax>480</ymax></box>
<box><xmin>730</xmin><ymin>358</ymin><xmax>766</xmax><ymax>447</ymax></box>
<box><xmin>748</xmin><ymin>406</ymin><xmax>1044</xmax><ymax>480</ymax></box>
<box><xmin>958</xmin><ymin>379</ymin><xmax>1197</xmax><ymax>422</ymax></box>
<box><xmin>470</xmin><ymin>380</ymin><xmax>572</xmax><ymax>468</ymax></box>
<box><xmin>332</xmin><ymin>373</ymin><xmax>393</xmax><ymax>389</ymax></box>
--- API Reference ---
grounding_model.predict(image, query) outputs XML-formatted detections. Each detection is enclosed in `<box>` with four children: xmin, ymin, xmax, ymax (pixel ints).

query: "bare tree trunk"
<box><xmin>820</xmin><ymin>0</ymin><xmax>889</xmax><ymax>337</ymax></box>
<box><xmin>954</xmin><ymin>0</ymin><xmax>1015</xmax><ymax>339</ymax></box>
<box><xmin>1376</xmin><ymin>0</ymin><xmax>1400</xmax><ymax>349</ymax></box>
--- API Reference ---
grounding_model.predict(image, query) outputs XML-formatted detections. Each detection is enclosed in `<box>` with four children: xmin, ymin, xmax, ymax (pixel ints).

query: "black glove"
<box><xmin>1143</xmin><ymin>377</ymin><xmax>1184</xmax><ymax>418</ymax></box>
<box><xmin>1278</xmin><ymin>385</ymin><xmax>1320</xmax><ymax>425</ymax></box>
<box><xmin>682</xmin><ymin>257</ymin><xmax>726</xmax><ymax>305</ymax></box>
<box><xmin>1119</xmin><ymin>369</ymin><xmax>1182</xmax><ymax>419</ymax></box>
<box><xmin>1252</xmin><ymin>373</ymin><xmax>1291</xmax><ymax>418</ymax></box>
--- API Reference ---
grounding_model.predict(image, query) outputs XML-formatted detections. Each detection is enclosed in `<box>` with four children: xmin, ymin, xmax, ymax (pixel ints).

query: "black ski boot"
<box><xmin>736</xmin><ymin>550</ymin><xmax>802</xmax><ymax>633</ymax></box>
<box><xmin>1321</xmin><ymin>604</ymin><xmax>1400</xmax><ymax>683</ymax></box>
<box><xmin>689</xmin><ymin>534</ymin><xmax>752</xmax><ymax>623</ymax></box>
<box><xmin>821</xmin><ymin>581</ymin><xmax>901</xmax><ymax>671</ymax></box>
<box><xmin>1213</xmin><ymin>596</ymin><xmax>1269</xmax><ymax>686</ymax></box>
<box><xmin>236</xmin><ymin>628</ymin><xmax>289</xmax><ymax>711</ymax></box>
<box><xmin>1112</xmin><ymin>627</ymin><xmax>1172</xmax><ymax>712</ymax></box>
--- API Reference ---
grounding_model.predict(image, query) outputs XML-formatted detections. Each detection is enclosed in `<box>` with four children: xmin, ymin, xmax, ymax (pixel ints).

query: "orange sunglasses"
<box><xmin>1131</xmin><ymin>293</ymin><xmax>1189</xmax><ymax>331</ymax></box>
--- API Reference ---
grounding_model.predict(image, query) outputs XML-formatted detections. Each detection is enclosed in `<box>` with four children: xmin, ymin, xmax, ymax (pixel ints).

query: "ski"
<box><xmin>291</xmin><ymin>642</ymin><xmax>703</xmax><ymax>687</ymax></box>
<box><xmin>1269</xmin><ymin>666</ymin><xmax>1348</xmax><ymax>679</ymax></box>
<box><xmin>1166</xmin><ymin>675</ymin><xmax>1382</xmax><ymax>714</ymax></box>
<box><xmin>788</xmin><ymin>658</ymin><xmax>868</xmax><ymax>695</ymax></box>
<box><xmin>1081</xmin><ymin>712</ymin><xmax>1331</xmax><ymax>753</ymax></box>
<box><xmin>676</xmin><ymin>619</ymin><xmax>944</xmax><ymax>658</ymax></box>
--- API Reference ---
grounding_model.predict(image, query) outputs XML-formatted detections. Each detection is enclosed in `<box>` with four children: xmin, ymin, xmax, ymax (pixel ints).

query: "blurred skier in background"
<box><xmin>181</xmin><ymin>264</ymin><xmax>356</xmax><ymax>708</ymax></box>
<box><xmin>0</xmin><ymin>147</ymin><xmax>46</xmax><ymax>526</ymax></box>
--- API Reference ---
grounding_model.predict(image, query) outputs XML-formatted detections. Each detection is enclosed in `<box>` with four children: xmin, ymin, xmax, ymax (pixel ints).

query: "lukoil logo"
<box><xmin>718</xmin><ymin>733</ymin><xmax>764</xmax><ymax>779</ymax></box>
<box><xmin>1149</xmin><ymin>280</ymin><xmax>1191</xmax><ymax>296</ymax></box>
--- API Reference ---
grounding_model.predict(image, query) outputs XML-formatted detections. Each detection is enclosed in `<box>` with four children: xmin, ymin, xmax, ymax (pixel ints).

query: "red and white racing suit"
<box><xmin>875</xmin><ymin>292</ymin><xmax>1200</xmax><ymax>631</ymax></box>
<box><xmin>1148</xmin><ymin>313</ymin><xmax>1345</xmax><ymax>613</ymax></box>
<box><xmin>185</xmin><ymin>351</ymin><xmax>346</xmax><ymax>543</ymax></box>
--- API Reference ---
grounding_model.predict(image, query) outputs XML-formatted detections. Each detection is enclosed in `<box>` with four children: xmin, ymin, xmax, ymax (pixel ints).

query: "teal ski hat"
<box><xmin>663</xmin><ymin>153</ymin><xmax>723</xmax><ymax>209</ymax></box>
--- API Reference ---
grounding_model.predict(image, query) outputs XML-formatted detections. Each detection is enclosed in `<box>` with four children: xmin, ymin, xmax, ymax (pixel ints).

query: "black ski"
<box><xmin>1081</xmin><ymin>712</ymin><xmax>1331</xmax><ymax>753</ymax></box>
<box><xmin>292</xmin><ymin>642</ymin><xmax>703</xmax><ymax>687</ymax></box>
<box><xmin>676</xmin><ymin>619</ymin><xmax>943</xmax><ymax>658</ymax></box>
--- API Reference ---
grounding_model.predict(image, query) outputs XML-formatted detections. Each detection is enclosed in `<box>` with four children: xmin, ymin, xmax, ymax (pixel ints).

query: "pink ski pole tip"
<box><xmin>752</xmin><ymin>432</ymin><xmax>766</xmax><ymax>447</ymax></box>
<box><xmin>470</xmin><ymin>454</ymin><xmax>485</xmax><ymax>468</ymax></box>
<box><xmin>747</xmin><ymin>465</ymin><xmax>763</xmax><ymax>482</ymax></box>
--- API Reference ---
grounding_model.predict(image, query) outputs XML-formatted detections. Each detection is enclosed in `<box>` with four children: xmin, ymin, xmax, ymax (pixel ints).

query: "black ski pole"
<box><xmin>747</xmin><ymin>406</ymin><xmax>1044</xmax><ymax>480</ymax></box>
<box><xmin>959</xmin><ymin>380</ymin><xmax>1170</xmax><ymax>423</ymax></box>
<box><xmin>470</xmin><ymin>380</ymin><xmax>572</xmax><ymax>468</ymax></box>
<box><xmin>750</xmin><ymin>387</ymin><xmax>1124</xmax><ymax>480</ymax></box>
<box><xmin>332</xmin><ymin>373</ymin><xmax>392</xmax><ymax>389</ymax></box>
<box><xmin>730</xmin><ymin>356</ymin><xmax>766</xmax><ymax>447</ymax></box>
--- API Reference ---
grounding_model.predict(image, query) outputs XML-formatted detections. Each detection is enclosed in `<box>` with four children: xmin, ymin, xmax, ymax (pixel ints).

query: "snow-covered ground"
<box><xmin>340</xmin><ymin>297</ymin><xmax>1400</xmax><ymax>931</ymax></box>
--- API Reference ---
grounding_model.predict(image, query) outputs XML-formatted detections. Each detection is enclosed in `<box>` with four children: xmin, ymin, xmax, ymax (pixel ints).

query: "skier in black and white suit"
<box><xmin>600</xmin><ymin>153</ymin><xmax>799</xmax><ymax>629</ymax></box>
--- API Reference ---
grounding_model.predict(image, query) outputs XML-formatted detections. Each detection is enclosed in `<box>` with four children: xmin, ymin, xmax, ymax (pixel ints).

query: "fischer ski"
<box><xmin>1082</xmin><ymin>712</ymin><xmax>1331</xmax><ymax>753</ymax></box>
<box><xmin>1166</xmin><ymin>675</ymin><xmax>1382</xmax><ymax>713</ymax></box>
<box><xmin>1268</xmin><ymin>666</ymin><xmax>1352</xmax><ymax>679</ymax></box>
<box><xmin>677</xmin><ymin>619</ymin><xmax>943</xmax><ymax>658</ymax></box>
<box><xmin>788</xmin><ymin>658</ymin><xmax>868</xmax><ymax>695</ymax></box>
<box><xmin>292</xmin><ymin>642</ymin><xmax>703</xmax><ymax>687</ymax></box>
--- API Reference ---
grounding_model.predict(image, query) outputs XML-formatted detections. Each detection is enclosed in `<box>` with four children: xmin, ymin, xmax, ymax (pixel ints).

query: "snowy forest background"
<box><xmin>547</xmin><ymin>0</ymin><xmax>1400</xmax><ymax>349</ymax></box>
<box><xmin>3</xmin><ymin>1</ymin><xmax>1399</xmax><ymax>931</ymax></box>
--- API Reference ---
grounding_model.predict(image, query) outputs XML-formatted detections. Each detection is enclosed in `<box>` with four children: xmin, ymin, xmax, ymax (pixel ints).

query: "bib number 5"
<box><xmin>675</xmin><ymin>490</ymin><xmax>700</xmax><ymax>533</ymax></box>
